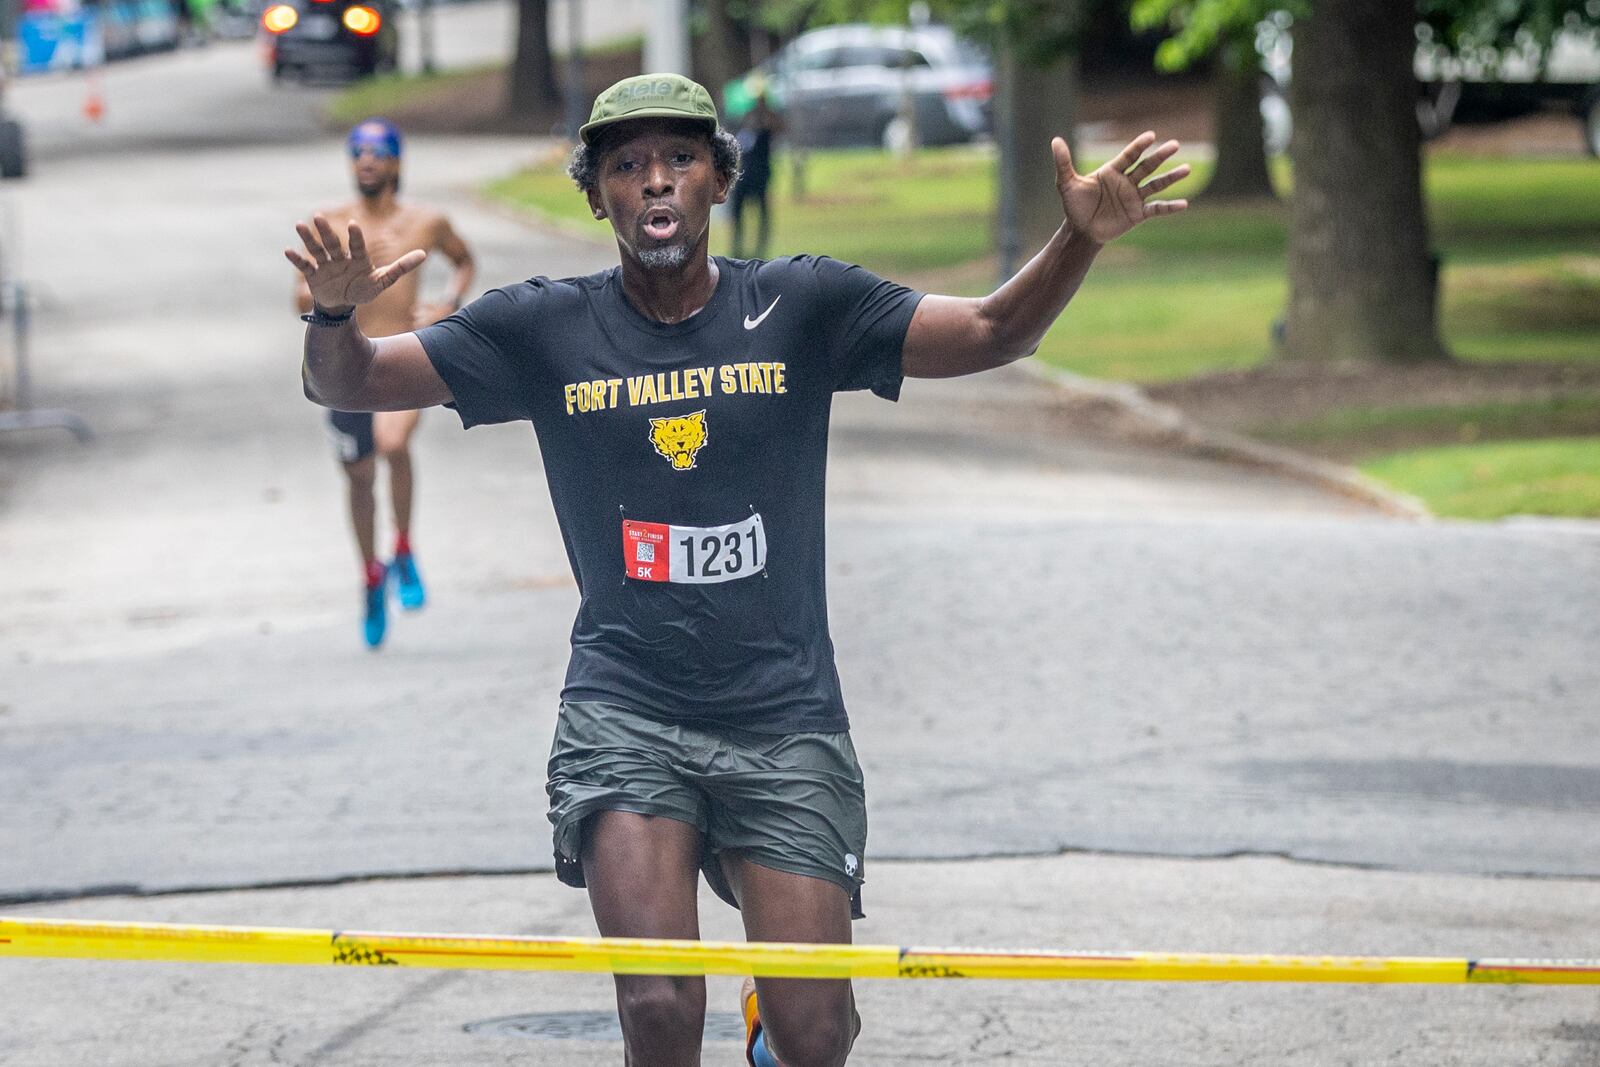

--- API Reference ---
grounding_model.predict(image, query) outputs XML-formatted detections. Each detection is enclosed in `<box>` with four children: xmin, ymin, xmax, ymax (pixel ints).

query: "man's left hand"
<box><xmin>1054</xmin><ymin>132</ymin><xmax>1190</xmax><ymax>245</ymax></box>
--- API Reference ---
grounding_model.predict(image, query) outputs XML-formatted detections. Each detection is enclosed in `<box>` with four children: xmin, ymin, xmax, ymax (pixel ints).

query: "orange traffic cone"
<box><xmin>83</xmin><ymin>73</ymin><xmax>105</xmax><ymax>123</ymax></box>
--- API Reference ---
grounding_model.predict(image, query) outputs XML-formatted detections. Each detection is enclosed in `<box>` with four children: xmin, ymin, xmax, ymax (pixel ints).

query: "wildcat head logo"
<box><xmin>649</xmin><ymin>410</ymin><xmax>708</xmax><ymax>471</ymax></box>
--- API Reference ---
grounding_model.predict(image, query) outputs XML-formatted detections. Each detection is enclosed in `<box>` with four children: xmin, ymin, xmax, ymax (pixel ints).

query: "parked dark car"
<box><xmin>260</xmin><ymin>0</ymin><xmax>397</xmax><ymax>82</ymax></box>
<box><xmin>726</xmin><ymin>23</ymin><xmax>993</xmax><ymax>151</ymax></box>
<box><xmin>0</xmin><ymin>68</ymin><xmax>25</xmax><ymax>180</ymax></box>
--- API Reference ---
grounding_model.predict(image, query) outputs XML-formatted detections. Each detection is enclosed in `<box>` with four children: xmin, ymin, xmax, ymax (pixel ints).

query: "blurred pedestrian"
<box><xmin>294</xmin><ymin>118</ymin><xmax>475</xmax><ymax>648</ymax></box>
<box><xmin>289</xmin><ymin>74</ymin><xmax>1187</xmax><ymax>1063</ymax></box>
<box><xmin>731</xmin><ymin>79</ymin><xmax>782</xmax><ymax>259</ymax></box>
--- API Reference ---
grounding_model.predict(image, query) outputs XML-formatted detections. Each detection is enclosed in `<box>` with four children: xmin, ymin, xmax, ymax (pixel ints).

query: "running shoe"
<box><xmin>741</xmin><ymin>977</ymin><xmax>765</xmax><ymax>1067</ymax></box>
<box><xmin>742</xmin><ymin>974</ymin><xmax>858</xmax><ymax>1065</ymax></box>
<box><xmin>391</xmin><ymin>551</ymin><xmax>427</xmax><ymax>610</ymax></box>
<box><xmin>363</xmin><ymin>580</ymin><xmax>387</xmax><ymax>648</ymax></box>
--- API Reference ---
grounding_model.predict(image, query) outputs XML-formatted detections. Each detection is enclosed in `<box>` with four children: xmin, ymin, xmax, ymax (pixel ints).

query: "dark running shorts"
<box><xmin>547</xmin><ymin>700</ymin><xmax>868</xmax><ymax>919</ymax></box>
<box><xmin>327</xmin><ymin>409</ymin><xmax>374</xmax><ymax>463</ymax></box>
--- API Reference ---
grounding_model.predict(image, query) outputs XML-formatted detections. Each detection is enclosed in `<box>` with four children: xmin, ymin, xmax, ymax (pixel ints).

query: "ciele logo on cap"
<box><xmin>617</xmin><ymin>79</ymin><xmax>676</xmax><ymax>102</ymax></box>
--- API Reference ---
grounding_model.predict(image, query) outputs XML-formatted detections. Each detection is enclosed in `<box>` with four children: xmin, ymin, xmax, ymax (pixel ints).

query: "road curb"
<box><xmin>1020</xmin><ymin>360</ymin><xmax>1432</xmax><ymax>519</ymax></box>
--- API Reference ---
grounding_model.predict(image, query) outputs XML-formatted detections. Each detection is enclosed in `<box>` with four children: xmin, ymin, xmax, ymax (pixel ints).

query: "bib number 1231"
<box><xmin>623</xmin><ymin>513</ymin><xmax>766</xmax><ymax>584</ymax></box>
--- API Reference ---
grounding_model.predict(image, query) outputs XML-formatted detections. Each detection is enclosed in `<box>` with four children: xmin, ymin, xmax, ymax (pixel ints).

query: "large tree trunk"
<box><xmin>1204</xmin><ymin>39</ymin><xmax>1275</xmax><ymax>200</ymax></box>
<box><xmin>1017</xmin><ymin>53</ymin><xmax>1078</xmax><ymax>250</ymax></box>
<box><xmin>996</xmin><ymin>40</ymin><xmax>1079</xmax><ymax>275</ymax></box>
<box><xmin>507</xmin><ymin>0</ymin><xmax>560</xmax><ymax>123</ymax></box>
<box><xmin>1284</xmin><ymin>0</ymin><xmax>1448</xmax><ymax>363</ymax></box>
<box><xmin>694</xmin><ymin>0</ymin><xmax>742</xmax><ymax>106</ymax></box>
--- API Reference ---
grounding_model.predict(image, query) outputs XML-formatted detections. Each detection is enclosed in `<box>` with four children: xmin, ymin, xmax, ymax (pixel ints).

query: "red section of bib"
<box><xmin>623</xmin><ymin>520</ymin><xmax>671</xmax><ymax>582</ymax></box>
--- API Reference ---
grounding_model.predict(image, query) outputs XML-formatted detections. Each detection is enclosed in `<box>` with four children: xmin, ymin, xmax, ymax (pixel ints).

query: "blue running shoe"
<box><xmin>391</xmin><ymin>551</ymin><xmax>427</xmax><ymax>611</ymax></box>
<box><xmin>363</xmin><ymin>580</ymin><xmax>387</xmax><ymax>648</ymax></box>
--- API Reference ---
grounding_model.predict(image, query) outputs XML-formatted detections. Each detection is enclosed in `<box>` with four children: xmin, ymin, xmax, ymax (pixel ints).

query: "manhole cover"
<box><xmin>465</xmin><ymin>1011</ymin><xmax>746</xmax><ymax>1042</ymax></box>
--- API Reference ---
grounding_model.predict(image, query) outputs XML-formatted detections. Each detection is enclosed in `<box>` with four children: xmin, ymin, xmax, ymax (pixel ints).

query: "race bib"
<box><xmin>623</xmin><ymin>513</ymin><xmax>766</xmax><ymax>584</ymax></box>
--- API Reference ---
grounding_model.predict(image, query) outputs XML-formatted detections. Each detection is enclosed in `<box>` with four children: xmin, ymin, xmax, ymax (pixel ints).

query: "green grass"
<box><xmin>490</xmin><ymin>142</ymin><xmax>1600</xmax><ymax>519</ymax></box>
<box><xmin>324</xmin><ymin>63</ymin><xmax>503</xmax><ymax>128</ymax></box>
<box><xmin>1362</xmin><ymin>437</ymin><xmax>1600</xmax><ymax>519</ymax></box>
<box><xmin>489</xmin><ymin>146</ymin><xmax>998</xmax><ymax>275</ymax></box>
<box><xmin>489</xmin><ymin>147</ymin><xmax>1600</xmax><ymax>384</ymax></box>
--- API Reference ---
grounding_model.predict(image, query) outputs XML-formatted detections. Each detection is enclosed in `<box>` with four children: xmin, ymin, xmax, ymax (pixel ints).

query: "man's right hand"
<box><xmin>285</xmin><ymin>214</ymin><xmax>427</xmax><ymax>315</ymax></box>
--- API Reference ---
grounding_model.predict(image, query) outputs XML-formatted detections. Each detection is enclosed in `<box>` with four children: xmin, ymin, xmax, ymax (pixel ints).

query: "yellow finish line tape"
<box><xmin>2</xmin><ymin>918</ymin><xmax>1598</xmax><ymax>984</ymax></box>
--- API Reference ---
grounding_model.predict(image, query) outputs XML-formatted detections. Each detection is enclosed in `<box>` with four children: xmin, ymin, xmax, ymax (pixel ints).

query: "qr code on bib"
<box><xmin>635</xmin><ymin>542</ymin><xmax>656</xmax><ymax>563</ymax></box>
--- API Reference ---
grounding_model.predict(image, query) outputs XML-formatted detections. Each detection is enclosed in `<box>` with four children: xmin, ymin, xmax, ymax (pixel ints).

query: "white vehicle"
<box><xmin>1258</xmin><ymin>15</ymin><xmax>1600</xmax><ymax>157</ymax></box>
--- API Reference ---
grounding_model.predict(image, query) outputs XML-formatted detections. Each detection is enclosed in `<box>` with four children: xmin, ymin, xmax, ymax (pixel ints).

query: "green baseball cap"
<box><xmin>580</xmin><ymin>73</ymin><xmax>720</xmax><ymax>146</ymax></box>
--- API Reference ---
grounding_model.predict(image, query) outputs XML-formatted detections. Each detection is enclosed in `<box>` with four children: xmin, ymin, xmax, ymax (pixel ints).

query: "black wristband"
<box><xmin>301</xmin><ymin>305</ymin><xmax>356</xmax><ymax>327</ymax></box>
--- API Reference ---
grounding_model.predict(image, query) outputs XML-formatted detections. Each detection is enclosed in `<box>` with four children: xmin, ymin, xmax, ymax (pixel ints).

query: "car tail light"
<box><xmin>342</xmin><ymin>5</ymin><xmax>381</xmax><ymax>35</ymax></box>
<box><xmin>943</xmin><ymin>80</ymin><xmax>993</xmax><ymax>102</ymax></box>
<box><xmin>261</xmin><ymin>4</ymin><xmax>298</xmax><ymax>32</ymax></box>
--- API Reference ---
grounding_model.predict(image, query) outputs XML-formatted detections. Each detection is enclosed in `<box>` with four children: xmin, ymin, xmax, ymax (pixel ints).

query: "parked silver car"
<box><xmin>726</xmin><ymin>23</ymin><xmax>993</xmax><ymax>150</ymax></box>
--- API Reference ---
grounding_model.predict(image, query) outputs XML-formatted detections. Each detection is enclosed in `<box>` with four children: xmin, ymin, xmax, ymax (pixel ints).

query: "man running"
<box><xmin>296</xmin><ymin>118</ymin><xmax>475</xmax><ymax>647</ymax></box>
<box><xmin>288</xmin><ymin>75</ymin><xmax>1187</xmax><ymax>1065</ymax></box>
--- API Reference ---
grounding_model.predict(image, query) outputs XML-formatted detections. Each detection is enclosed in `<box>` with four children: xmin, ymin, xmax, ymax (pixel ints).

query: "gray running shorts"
<box><xmin>546</xmin><ymin>700</ymin><xmax>868</xmax><ymax>919</ymax></box>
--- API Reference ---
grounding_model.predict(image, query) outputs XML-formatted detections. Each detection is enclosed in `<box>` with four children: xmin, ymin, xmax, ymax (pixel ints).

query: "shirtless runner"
<box><xmin>296</xmin><ymin>118</ymin><xmax>475</xmax><ymax>647</ymax></box>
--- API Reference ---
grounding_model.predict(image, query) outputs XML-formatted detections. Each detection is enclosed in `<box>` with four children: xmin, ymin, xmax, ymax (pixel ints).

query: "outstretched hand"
<box><xmin>285</xmin><ymin>215</ymin><xmax>427</xmax><ymax>314</ymax></box>
<box><xmin>1053</xmin><ymin>132</ymin><xmax>1189</xmax><ymax>245</ymax></box>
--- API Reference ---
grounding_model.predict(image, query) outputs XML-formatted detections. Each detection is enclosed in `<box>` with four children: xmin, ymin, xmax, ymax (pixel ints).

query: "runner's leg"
<box><xmin>374</xmin><ymin>409</ymin><xmax>421</xmax><ymax>541</ymax></box>
<box><xmin>583</xmin><ymin>810</ymin><xmax>708</xmax><ymax>1067</ymax></box>
<box><xmin>720</xmin><ymin>856</ymin><xmax>858</xmax><ymax>1067</ymax></box>
<box><xmin>341</xmin><ymin>455</ymin><xmax>379</xmax><ymax>568</ymax></box>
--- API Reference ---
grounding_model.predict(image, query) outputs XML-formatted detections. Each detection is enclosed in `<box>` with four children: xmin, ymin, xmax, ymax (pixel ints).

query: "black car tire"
<box><xmin>0</xmin><ymin>118</ymin><xmax>27</xmax><ymax>180</ymax></box>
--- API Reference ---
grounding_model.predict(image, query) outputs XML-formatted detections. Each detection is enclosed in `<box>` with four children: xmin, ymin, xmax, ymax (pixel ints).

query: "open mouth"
<box><xmin>641</xmin><ymin>206</ymin><xmax>681</xmax><ymax>242</ymax></box>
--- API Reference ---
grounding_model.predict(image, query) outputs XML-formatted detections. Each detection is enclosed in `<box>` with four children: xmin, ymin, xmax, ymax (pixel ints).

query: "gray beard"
<box><xmin>638</xmin><ymin>244</ymin><xmax>691</xmax><ymax>271</ymax></box>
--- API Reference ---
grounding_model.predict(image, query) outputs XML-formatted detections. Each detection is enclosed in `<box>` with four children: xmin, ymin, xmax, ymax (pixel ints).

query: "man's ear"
<box><xmin>586</xmin><ymin>188</ymin><xmax>606</xmax><ymax>221</ymax></box>
<box><xmin>712</xmin><ymin>171</ymin><xmax>731</xmax><ymax>207</ymax></box>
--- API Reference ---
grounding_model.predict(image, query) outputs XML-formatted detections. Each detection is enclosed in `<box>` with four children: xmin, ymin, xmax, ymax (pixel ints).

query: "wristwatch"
<box><xmin>301</xmin><ymin>305</ymin><xmax>355</xmax><ymax>327</ymax></box>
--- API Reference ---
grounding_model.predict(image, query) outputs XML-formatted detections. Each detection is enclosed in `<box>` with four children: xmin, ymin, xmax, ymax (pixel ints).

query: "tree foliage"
<box><xmin>1130</xmin><ymin>0</ymin><xmax>1600</xmax><ymax>75</ymax></box>
<box><xmin>1130</xmin><ymin>0</ymin><xmax>1295</xmax><ymax>71</ymax></box>
<box><xmin>922</xmin><ymin>0</ymin><xmax>1089</xmax><ymax>65</ymax></box>
<box><xmin>1419</xmin><ymin>0</ymin><xmax>1600</xmax><ymax>55</ymax></box>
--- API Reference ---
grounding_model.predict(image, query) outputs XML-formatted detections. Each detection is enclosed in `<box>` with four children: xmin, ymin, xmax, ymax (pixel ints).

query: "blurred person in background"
<box><xmin>294</xmin><ymin>118</ymin><xmax>475</xmax><ymax>648</ymax></box>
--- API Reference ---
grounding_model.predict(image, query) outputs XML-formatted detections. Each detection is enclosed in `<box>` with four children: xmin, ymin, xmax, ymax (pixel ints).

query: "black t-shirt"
<box><xmin>418</xmin><ymin>255</ymin><xmax>923</xmax><ymax>733</ymax></box>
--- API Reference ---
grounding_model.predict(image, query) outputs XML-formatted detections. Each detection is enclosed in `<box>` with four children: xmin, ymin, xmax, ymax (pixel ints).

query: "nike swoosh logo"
<box><xmin>743</xmin><ymin>295</ymin><xmax>780</xmax><ymax>330</ymax></box>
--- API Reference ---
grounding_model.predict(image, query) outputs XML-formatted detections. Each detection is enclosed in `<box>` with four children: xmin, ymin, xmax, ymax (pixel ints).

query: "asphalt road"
<box><xmin>1</xmin><ymin>16</ymin><xmax>1597</xmax><ymax>1064</ymax></box>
